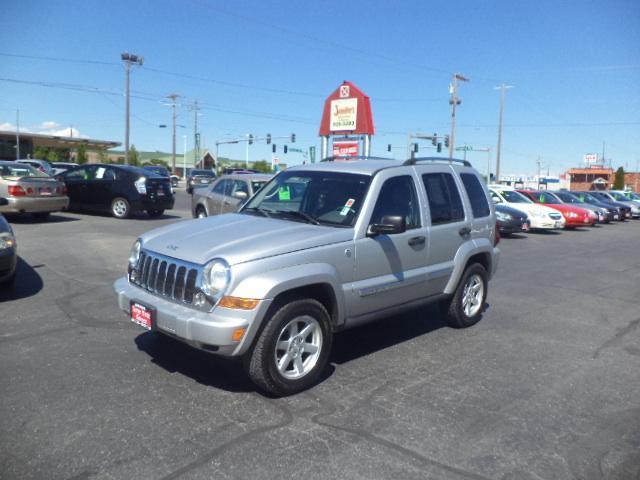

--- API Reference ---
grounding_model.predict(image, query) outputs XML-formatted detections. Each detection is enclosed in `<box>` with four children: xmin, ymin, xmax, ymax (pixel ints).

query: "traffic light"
<box><xmin>248</xmin><ymin>134</ymin><xmax>254</xmax><ymax>145</ymax></box>
<box><xmin>284</xmin><ymin>145</ymin><xmax>288</xmax><ymax>154</ymax></box>
<box><xmin>413</xmin><ymin>143</ymin><xmax>419</xmax><ymax>153</ymax></box>
<box><xmin>431</xmin><ymin>134</ymin><xmax>437</xmax><ymax>146</ymax></box>
<box><xmin>437</xmin><ymin>142</ymin><xmax>442</xmax><ymax>153</ymax></box>
<box><xmin>387</xmin><ymin>144</ymin><xmax>391</xmax><ymax>152</ymax></box>
<box><xmin>266</xmin><ymin>133</ymin><xmax>271</xmax><ymax>144</ymax></box>
<box><xmin>444</xmin><ymin>135</ymin><xmax>450</xmax><ymax>148</ymax></box>
<box><xmin>291</xmin><ymin>133</ymin><xmax>296</xmax><ymax>143</ymax></box>
<box><xmin>272</xmin><ymin>144</ymin><xmax>276</xmax><ymax>153</ymax></box>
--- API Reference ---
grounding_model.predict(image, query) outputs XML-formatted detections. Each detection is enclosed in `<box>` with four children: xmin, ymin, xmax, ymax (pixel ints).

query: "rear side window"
<box><xmin>422</xmin><ymin>173</ymin><xmax>465</xmax><ymax>225</ymax></box>
<box><xmin>460</xmin><ymin>173</ymin><xmax>490</xmax><ymax>218</ymax></box>
<box><xmin>212</xmin><ymin>179</ymin><xmax>227</xmax><ymax>195</ymax></box>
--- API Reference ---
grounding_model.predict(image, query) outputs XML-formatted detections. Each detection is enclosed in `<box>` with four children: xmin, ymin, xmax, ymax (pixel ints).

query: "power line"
<box><xmin>0</xmin><ymin>52</ymin><xmax>119</xmax><ymax>66</ymax></box>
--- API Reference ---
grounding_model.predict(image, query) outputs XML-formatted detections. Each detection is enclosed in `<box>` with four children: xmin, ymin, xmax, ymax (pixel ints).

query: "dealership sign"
<box><xmin>332</xmin><ymin>140</ymin><xmax>359</xmax><ymax>157</ymax></box>
<box><xmin>319</xmin><ymin>81</ymin><xmax>375</xmax><ymax>136</ymax></box>
<box><xmin>583</xmin><ymin>153</ymin><xmax>598</xmax><ymax>164</ymax></box>
<box><xmin>330</xmin><ymin>98</ymin><xmax>358</xmax><ymax>131</ymax></box>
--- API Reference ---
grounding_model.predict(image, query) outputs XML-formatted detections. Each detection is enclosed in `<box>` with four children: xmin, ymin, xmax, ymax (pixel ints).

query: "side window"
<box><xmin>422</xmin><ymin>173</ymin><xmax>465</xmax><ymax>225</ymax></box>
<box><xmin>370</xmin><ymin>175</ymin><xmax>421</xmax><ymax>229</ymax></box>
<box><xmin>460</xmin><ymin>173</ymin><xmax>490</xmax><ymax>218</ymax></box>
<box><xmin>212</xmin><ymin>179</ymin><xmax>227</xmax><ymax>195</ymax></box>
<box><xmin>95</xmin><ymin>167</ymin><xmax>117</xmax><ymax>180</ymax></box>
<box><xmin>65</xmin><ymin>167</ymin><xmax>93</xmax><ymax>180</ymax></box>
<box><xmin>232</xmin><ymin>180</ymin><xmax>249</xmax><ymax>196</ymax></box>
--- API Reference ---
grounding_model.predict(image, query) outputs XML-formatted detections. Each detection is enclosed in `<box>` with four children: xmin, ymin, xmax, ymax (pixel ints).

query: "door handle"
<box><xmin>408</xmin><ymin>236</ymin><xmax>426</xmax><ymax>247</ymax></box>
<box><xmin>458</xmin><ymin>227</ymin><xmax>471</xmax><ymax>236</ymax></box>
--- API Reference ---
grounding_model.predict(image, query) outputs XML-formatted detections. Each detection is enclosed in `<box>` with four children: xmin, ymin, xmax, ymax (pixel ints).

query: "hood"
<box><xmin>542</xmin><ymin>203</ymin><xmax>589</xmax><ymax>215</ymax></box>
<box><xmin>503</xmin><ymin>201</ymin><xmax>558</xmax><ymax>217</ymax></box>
<box><xmin>140</xmin><ymin>213</ymin><xmax>352</xmax><ymax>266</ymax></box>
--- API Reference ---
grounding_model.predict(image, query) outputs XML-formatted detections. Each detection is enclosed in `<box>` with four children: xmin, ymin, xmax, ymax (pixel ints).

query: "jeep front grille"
<box><xmin>131</xmin><ymin>251</ymin><xmax>199</xmax><ymax>304</ymax></box>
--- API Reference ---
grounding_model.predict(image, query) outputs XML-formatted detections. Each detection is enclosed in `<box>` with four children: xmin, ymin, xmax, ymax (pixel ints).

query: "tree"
<box><xmin>148</xmin><ymin>158</ymin><xmax>169</xmax><ymax>167</ymax></box>
<box><xmin>97</xmin><ymin>150</ymin><xmax>109</xmax><ymax>163</ymax></box>
<box><xmin>252</xmin><ymin>160</ymin><xmax>273</xmax><ymax>173</ymax></box>
<box><xmin>76</xmin><ymin>144</ymin><xmax>88</xmax><ymax>164</ymax></box>
<box><xmin>129</xmin><ymin>145</ymin><xmax>139</xmax><ymax>166</ymax></box>
<box><xmin>613</xmin><ymin>166</ymin><xmax>625</xmax><ymax>190</ymax></box>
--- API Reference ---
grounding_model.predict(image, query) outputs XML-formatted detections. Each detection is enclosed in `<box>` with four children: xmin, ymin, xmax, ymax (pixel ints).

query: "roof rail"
<box><xmin>403</xmin><ymin>156</ymin><xmax>472</xmax><ymax>167</ymax></box>
<box><xmin>320</xmin><ymin>155</ymin><xmax>394</xmax><ymax>162</ymax></box>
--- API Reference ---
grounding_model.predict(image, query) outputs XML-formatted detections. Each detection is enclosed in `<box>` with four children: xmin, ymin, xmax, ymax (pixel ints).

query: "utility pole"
<box><xmin>494</xmin><ymin>84</ymin><xmax>513</xmax><ymax>181</ymax></box>
<box><xmin>449</xmin><ymin>73</ymin><xmax>469</xmax><ymax>158</ymax></box>
<box><xmin>601</xmin><ymin>141</ymin><xmax>606</xmax><ymax>165</ymax></box>
<box><xmin>121</xmin><ymin>52</ymin><xmax>144</xmax><ymax>165</ymax></box>
<box><xmin>536</xmin><ymin>156</ymin><xmax>543</xmax><ymax>189</ymax></box>
<box><xmin>15</xmin><ymin>109</ymin><xmax>20</xmax><ymax>160</ymax></box>
<box><xmin>188</xmin><ymin>101</ymin><xmax>201</xmax><ymax>168</ymax></box>
<box><xmin>165</xmin><ymin>94</ymin><xmax>180</xmax><ymax>174</ymax></box>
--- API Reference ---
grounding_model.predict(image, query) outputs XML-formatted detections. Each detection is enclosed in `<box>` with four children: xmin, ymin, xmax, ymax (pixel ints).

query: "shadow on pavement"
<box><xmin>5</xmin><ymin>213</ymin><xmax>79</xmax><ymax>224</ymax></box>
<box><xmin>134</xmin><ymin>332</ymin><xmax>254</xmax><ymax>393</ymax></box>
<box><xmin>0</xmin><ymin>257</ymin><xmax>44</xmax><ymax>301</ymax></box>
<box><xmin>500</xmin><ymin>233</ymin><xmax>528</xmax><ymax>240</ymax></box>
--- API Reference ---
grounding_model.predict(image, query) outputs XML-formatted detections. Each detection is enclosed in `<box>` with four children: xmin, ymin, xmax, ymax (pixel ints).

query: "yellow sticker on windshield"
<box><xmin>278</xmin><ymin>186</ymin><xmax>291</xmax><ymax>201</ymax></box>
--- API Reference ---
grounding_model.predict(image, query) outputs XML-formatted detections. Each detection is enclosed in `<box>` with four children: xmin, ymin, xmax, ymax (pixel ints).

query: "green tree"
<box><xmin>97</xmin><ymin>150</ymin><xmax>109</xmax><ymax>163</ymax></box>
<box><xmin>148</xmin><ymin>158</ymin><xmax>169</xmax><ymax>167</ymax></box>
<box><xmin>76</xmin><ymin>144</ymin><xmax>88</xmax><ymax>164</ymax></box>
<box><xmin>613</xmin><ymin>166</ymin><xmax>625</xmax><ymax>190</ymax></box>
<box><xmin>33</xmin><ymin>146</ymin><xmax>50</xmax><ymax>159</ymax></box>
<box><xmin>129</xmin><ymin>145</ymin><xmax>139</xmax><ymax>166</ymax></box>
<box><xmin>252</xmin><ymin>160</ymin><xmax>273</xmax><ymax>173</ymax></box>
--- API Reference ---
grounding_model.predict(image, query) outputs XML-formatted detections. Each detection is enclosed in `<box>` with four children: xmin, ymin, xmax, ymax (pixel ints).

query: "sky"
<box><xmin>1</xmin><ymin>0</ymin><xmax>639</xmax><ymax>176</ymax></box>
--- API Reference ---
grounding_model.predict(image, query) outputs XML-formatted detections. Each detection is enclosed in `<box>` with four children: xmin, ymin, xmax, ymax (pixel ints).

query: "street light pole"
<box><xmin>449</xmin><ymin>73</ymin><xmax>469</xmax><ymax>158</ymax></box>
<box><xmin>121</xmin><ymin>52</ymin><xmax>144</xmax><ymax>165</ymax></box>
<box><xmin>166</xmin><ymin>94</ymin><xmax>180</xmax><ymax>175</ymax></box>
<box><xmin>494</xmin><ymin>84</ymin><xmax>513</xmax><ymax>181</ymax></box>
<box><xmin>15</xmin><ymin>109</ymin><xmax>20</xmax><ymax>160</ymax></box>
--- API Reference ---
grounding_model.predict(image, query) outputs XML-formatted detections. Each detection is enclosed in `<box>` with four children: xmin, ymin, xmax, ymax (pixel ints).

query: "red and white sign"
<box><xmin>583</xmin><ymin>153</ymin><xmax>598</xmax><ymax>164</ymax></box>
<box><xmin>330</xmin><ymin>98</ymin><xmax>358</xmax><ymax>132</ymax></box>
<box><xmin>339</xmin><ymin>85</ymin><xmax>350</xmax><ymax>98</ymax></box>
<box><xmin>333</xmin><ymin>140</ymin><xmax>359</xmax><ymax>157</ymax></box>
<box><xmin>131</xmin><ymin>302</ymin><xmax>153</xmax><ymax>330</ymax></box>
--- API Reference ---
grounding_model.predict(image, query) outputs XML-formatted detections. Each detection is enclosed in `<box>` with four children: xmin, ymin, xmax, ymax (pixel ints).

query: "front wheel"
<box><xmin>111</xmin><ymin>197</ymin><xmax>131</xmax><ymax>219</ymax></box>
<box><xmin>245</xmin><ymin>299</ymin><xmax>332</xmax><ymax>396</ymax></box>
<box><xmin>195</xmin><ymin>206</ymin><xmax>207</xmax><ymax>218</ymax></box>
<box><xmin>441</xmin><ymin>263</ymin><xmax>488</xmax><ymax>329</ymax></box>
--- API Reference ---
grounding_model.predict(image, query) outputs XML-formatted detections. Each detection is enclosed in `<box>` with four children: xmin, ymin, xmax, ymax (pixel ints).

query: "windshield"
<box><xmin>609</xmin><ymin>192</ymin><xmax>628</xmax><ymax>201</ymax></box>
<box><xmin>0</xmin><ymin>163</ymin><xmax>49</xmax><ymax>179</ymax></box>
<box><xmin>242</xmin><ymin>170</ymin><xmax>371</xmax><ymax>227</ymax></box>
<box><xmin>556</xmin><ymin>192</ymin><xmax>580</xmax><ymax>204</ymax></box>
<box><xmin>531</xmin><ymin>191</ymin><xmax>561</xmax><ymax>204</ymax></box>
<box><xmin>496</xmin><ymin>189</ymin><xmax>532</xmax><ymax>204</ymax></box>
<box><xmin>577</xmin><ymin>192</ymin><xmax>600</xmax><ymax>204</ymax></box>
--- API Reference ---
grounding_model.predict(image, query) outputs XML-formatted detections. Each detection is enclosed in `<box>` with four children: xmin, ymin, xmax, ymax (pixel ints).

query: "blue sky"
<box><xmin>1</xmin><ymin>0</ymin><xmax>639</xmax><ymax>175</ymax></box>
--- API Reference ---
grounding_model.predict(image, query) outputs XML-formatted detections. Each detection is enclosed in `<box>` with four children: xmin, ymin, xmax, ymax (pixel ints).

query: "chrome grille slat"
<box><xmin>130</xmin><ymin>251</ymin><xmax>199</xmax><ymax>305</ymax></box>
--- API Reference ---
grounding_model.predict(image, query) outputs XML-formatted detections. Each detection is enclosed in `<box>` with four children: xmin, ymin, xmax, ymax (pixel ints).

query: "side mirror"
<box><xmin>232</xmin><ymin>190</ymin><xmax>248</xmax><ymax>200</ymax></box>
<box><xmin>491</xmin><ymin>196</ymin><xmax>501</xmax><ymax>204</ymax></box>
<box><xmin>368</xmin><ymin>215</ymin><xmax>406</xmax><ymax>237</ymax></box>
<box><xmin>0</xmin><ymin>198</ymin><xmax>8</xmax><ymax>206</ymax></box>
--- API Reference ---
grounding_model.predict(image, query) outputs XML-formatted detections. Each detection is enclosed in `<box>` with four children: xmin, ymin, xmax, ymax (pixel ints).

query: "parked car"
<box><xmin>517</xmin><ymin>189</ymin><xmax>596</xmax><ymax>228</ymax></box>
<box><xmin>16</xmin><ymin>159</ymin><xmax>55</xmax><ymax>176</ymax></box>
<box><xmin>0</xmin><ymin>161</ymin><xmax>69</xmax><ymax>219</ymax></box>
<box><xmin>170</xmin><ymin>175</ymin><xmax>180</xmax><ymax>188</ymax></box>
<box><xmin>223</xmin><ymin>168</ymin><xmax>260</xmax><ymax>175</ymax></box>
<box><xmin>0</xmin><ymin>198</ymin><xmax>17</xmax><ymax>286</ymax></box>
<box><xmin>571</xmin><ymin>191</ymin><xmax>625</xmax><ymax>221</ymax></box>
<box><xmin>580</xmin><ymin>191</ymin><xmax>633</xmax><ymax>220</ymax></box>
<box><xmin>115</xmin><ymin>156</ymin><xmax>500</xmax><ymax>396</ymax></box>
<box><xmin>186</xmin><ymin>169</ymin><xmax>217</xmax><ymax>194</ymax></box>
<box><xmin>57</xmin><ymin>164</ymin><xmax>174</xmax><ymax>219</ymax></box>
<box><xmin>488</xmin><ymin>185</ymin><xmax>566</xmax><ymax>230</ymax></box>
<box><xmin>51</xmin><ymin>162</ymin><xmax>79</xmax><ymax>176</ymax></box>
<box><xmin>192</xmin><ymin>173</ymin><xmax>273</xmax><ymax>218</ymax></box>
<box><xmin>553</xmin><ymin>191</ymin><xmax>612</xmax><ymax>223</ymax></box>
<box><xmin>607</xmin><ymin>190</ymin><xmax>640</xmax><ymax>217</ymax></box>
<box><xmin>495</xmin><ymin>204</ymin><xmax>529</xmax><ymax>235</ymax></box>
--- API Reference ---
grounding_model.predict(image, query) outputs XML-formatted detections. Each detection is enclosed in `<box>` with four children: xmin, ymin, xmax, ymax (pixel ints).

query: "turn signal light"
<box><xmin>232</xmin><ymin>327</ymin><xmax>247</xmax><ymax>342</ymax></box>
<box><xmin>219</xmin><ymin>296</ymin><xmax>259</xmax><ymax>310</ymax></box>
<box><xmin>8</xmin><ymin>185</ymin><xmax>26</xmax><ymax>197</ymax></box>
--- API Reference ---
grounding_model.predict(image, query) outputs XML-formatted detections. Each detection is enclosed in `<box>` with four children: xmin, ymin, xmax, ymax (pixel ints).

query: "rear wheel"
<box><xmin>32</xmin><ymin>212</ymin><xmax>50</xmax><ymax>220</ymax></box>
<box><xmin>195</xmin><ymin>206</ymin><xmax>207</xmax><ymax>218</ymax></box>
<box><xmin>147</xmin><ymin>209</ymin><xmax>164</xmax><ymax>218</ymax></box>
<box><xmin>245</xmin><ymin>299</ymin><xmax>332</xmax><ymax>396</ymax></box>
<box><xmin>441</xmin><ymin>263</ymin><xmax>488</xmax><ymax>329</ymax></box>
<box><xmin>111</xmin><ymin>197</ymin><xmax>131</xmax><ymax>219</ymax></box>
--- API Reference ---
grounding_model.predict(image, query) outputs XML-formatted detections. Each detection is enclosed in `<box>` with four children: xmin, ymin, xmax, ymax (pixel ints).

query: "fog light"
<box><xmin>194</xmin><ymin>292</ymin><xmax>207</xmax><ymax>308</ymax></box>
<box><xmin>232</xmin><ymin>327</ymin><xmax>247</xmax><ymax>342</ymax></box>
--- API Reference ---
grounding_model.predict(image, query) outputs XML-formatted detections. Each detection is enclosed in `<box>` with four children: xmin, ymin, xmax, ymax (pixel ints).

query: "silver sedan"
<box><xmin>191</xmin><ymin>173</ymin><xmax>273</xmax><ymax>218</ymax></box>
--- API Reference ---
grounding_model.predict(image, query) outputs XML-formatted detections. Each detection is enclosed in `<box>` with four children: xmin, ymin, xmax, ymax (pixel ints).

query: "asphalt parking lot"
<box><xmin>1</xmin><ymin>190</ymin><xmax>639</xmax><ymax>480</ymax></box>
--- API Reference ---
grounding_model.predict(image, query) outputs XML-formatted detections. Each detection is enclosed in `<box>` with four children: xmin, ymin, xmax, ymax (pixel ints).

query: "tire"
<box><xmin>111</xmin><ymin>197</ymin><xmax>131</xmax><ymax>219</ymax></box>
<box><xmin>195</xmin><ymin>206</ymin><xmax>207</xmax><ymax>218</ymax></box>
<box><xmin>32</xmin><ymin>212</ymin><xmax>50</xmax><ymax>220</ymax></box>
<box><xmin>441</xmin><ymin>263</ymin><xmax>488</xmax><ymax>329</ymax></box>
<box><xmin>147</xmin><ymin>209</ymin><xmax>164</xmax><ymax>218</ymax></box>
<box><xmin>245</xmin><ymin>299</ymin><xmax>332</xmax><ymax>396</ymax></box>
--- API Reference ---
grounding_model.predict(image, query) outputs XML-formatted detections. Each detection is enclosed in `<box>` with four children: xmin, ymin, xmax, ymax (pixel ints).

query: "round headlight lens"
<box><xmin>495</xmin><ymin>211</ymin><xmax>512</xmax><ymax>222</ymax></box>
<box><xmin>0</xmin><ymin>232</ymin><xmax>16</xmax><ymax>250</ymax></box>
<box><xmin>202</xmin><ymin>259</ymin><xmax>230</xmax><ymax>298</ymax></box>
<box><xmin>129</xmin><ymin>239</ymin><xmax>142</xmax><ymax>266</ymax></box>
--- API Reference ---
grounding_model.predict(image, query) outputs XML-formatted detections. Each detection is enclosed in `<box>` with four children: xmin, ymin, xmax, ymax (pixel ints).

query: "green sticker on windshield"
<box><xmin>278</xmin><ymin>186</ymin><xmax>291</xmax><ymax>201</ymax></box>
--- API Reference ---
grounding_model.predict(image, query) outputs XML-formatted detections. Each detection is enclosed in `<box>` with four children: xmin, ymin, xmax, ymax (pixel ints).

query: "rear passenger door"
<box><xmin>420</xmin><ymin>168</ymin><xmax>471</xmax><ymax>296</ymax></box>
<box><xmin>205</xmin><ymin>179</ymin><xmax>229</xmax><ymax>215</ymax></box>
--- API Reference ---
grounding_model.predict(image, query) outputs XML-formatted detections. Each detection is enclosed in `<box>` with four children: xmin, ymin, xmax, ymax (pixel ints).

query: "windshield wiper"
<box><xmin>275</xmin><ymin>210</ymin><xmax>320</xmax><ymax>225</ymax></box>
<box><xmin>242</xmin><ymin>207</ymin><xmax>272</xmax><ymax>218</ymax></box>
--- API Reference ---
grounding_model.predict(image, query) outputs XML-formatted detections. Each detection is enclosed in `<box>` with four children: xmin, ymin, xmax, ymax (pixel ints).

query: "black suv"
<box><xmin>57</xmin><ymin>164</ymin><xmax>174</xmax><ymax>218</ymax></box>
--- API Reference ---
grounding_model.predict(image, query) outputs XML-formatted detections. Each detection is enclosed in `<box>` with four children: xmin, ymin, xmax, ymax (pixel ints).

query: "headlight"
<box><xmin>495</xmin><ymin>211</ymin><xmax>512</xmax><ymax>222</ymax></box>
<box><xmin>0</xmin><ymin>232</ymin><xmax>16</xmax><ymax>250</ymax></box>
<box><xmin>201</xmin><ymin>259</ymin><xmax>230</xmax><ymax>302</ymax></box>
<box><xmin>129</xmin><ymin>239</ymin><xmax>142</xmax><ymax>266</ymax></box>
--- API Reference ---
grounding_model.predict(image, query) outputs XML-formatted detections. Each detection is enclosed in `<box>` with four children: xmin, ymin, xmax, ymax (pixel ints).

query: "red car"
<box><xmin>517</xmin><ymin>190</ymin><xmax>597</xmax><ymax>228</ymax></box>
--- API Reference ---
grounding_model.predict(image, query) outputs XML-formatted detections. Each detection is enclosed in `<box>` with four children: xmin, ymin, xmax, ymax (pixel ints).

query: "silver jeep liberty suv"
<box><xmin>114</xmin><ymin>157</ymin><xmax>500</xmax><ymax>396</ymax></box>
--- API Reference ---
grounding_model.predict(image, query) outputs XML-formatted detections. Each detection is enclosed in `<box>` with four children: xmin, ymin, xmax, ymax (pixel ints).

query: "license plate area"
<box><xmin>130</xmin><ymin>301</ymin><xmax>155</xmax><ymax>330</ymax></box>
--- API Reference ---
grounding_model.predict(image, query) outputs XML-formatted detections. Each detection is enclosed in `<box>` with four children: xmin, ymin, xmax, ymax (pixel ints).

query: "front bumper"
<box><xmin>529</xmin><ymin>216</ymin><xmax>565</xmax><ymax>230</ymax></box>
<box><xmin>0</xmin><ymin>196</ymin><xmax>69</xmax><ymax>214</ymax></box>
<box><xmin>114</xmin><ymin>277</ymin><xmax>271</xmax><ymax>356</ymax></box>
<box><xmin>0</xmin><ymin>247</ymin><xmax>17</xmax><ymax>281</ymax></box>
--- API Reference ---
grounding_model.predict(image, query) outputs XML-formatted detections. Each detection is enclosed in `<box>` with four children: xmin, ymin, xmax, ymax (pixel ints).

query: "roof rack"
<box><xmin>320</xmin><ymin>155</ymin><xmax>394</xmax><ymax>162</ymax></box>
<box><xmin>403</xmin><ymin>156</ymin><xmax>472</xmax><ymax>167</ymax></box>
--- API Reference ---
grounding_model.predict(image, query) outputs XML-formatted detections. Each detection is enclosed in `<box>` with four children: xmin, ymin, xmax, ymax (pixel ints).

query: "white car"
<box><xmin>488</xmin><ymin>185</ymin><xmax>566</xmax><ymax>230</ymax></box>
